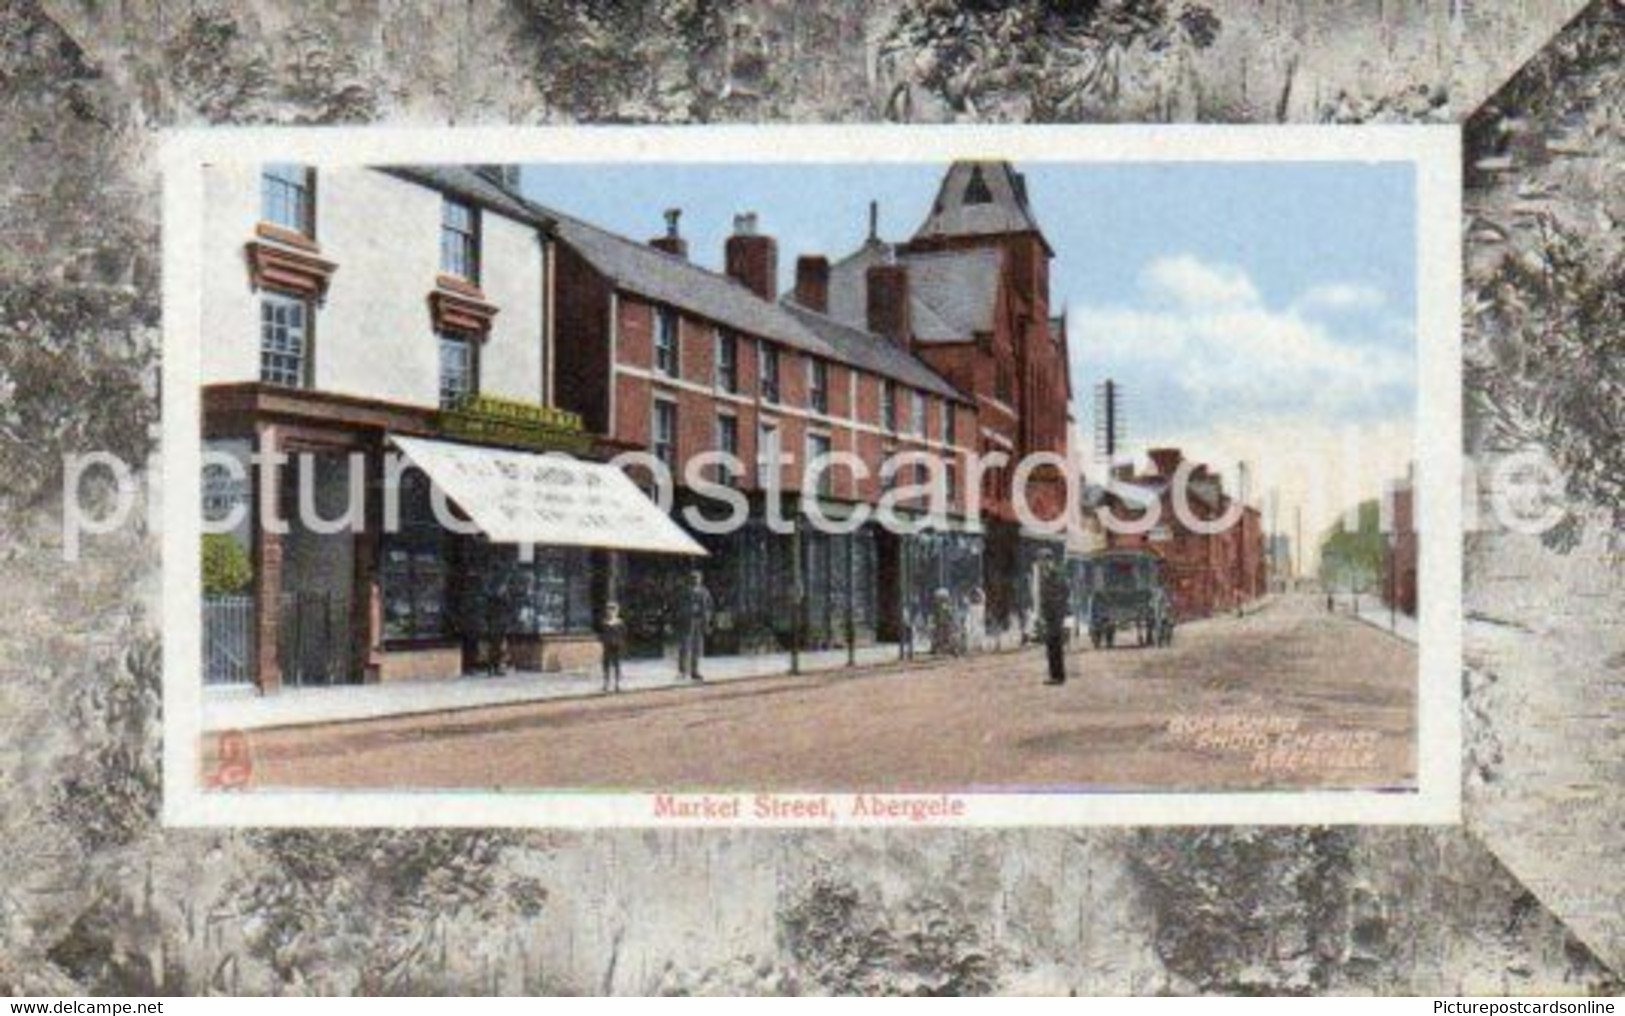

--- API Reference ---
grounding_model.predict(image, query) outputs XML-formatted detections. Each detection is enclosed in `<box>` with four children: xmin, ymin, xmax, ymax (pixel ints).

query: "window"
<box><xmin>880</xmin><ymin>380</ymin><xmax>896</xmax><ymax>432</ymax></box>
<box><xmin>715</xmin><ymin>329</ymin><xmax>738</xmax><ymax>393</ymax></box>
<box><xmin>757</xmin><ymin>420</ymin><xmax>780</xmax><ymax>487</ymax></box>
<box><xmin>653</xmin><ymin>400</ymin><xmax>678</xmax><ymax>472</ymax></box>
<box><xmin>381</xmin><ymin>470</ymin><xmax>448</xmax><ymax>641</ymax></box>
<box><xmin>655</xmin><ymin>307</ymin><xmax>679</xmax><ymax>378</ymax></box>
<box><xmin>715</xmin><ymin>413</ymin><xmax>739</xmax><ymax>486</ymax></box>
<box><xmin>805</xmin><ymin>432</ymin><xmax>833</xmax><ymax>497</ymax></box>
<box><xmin>944</xmin><ymin>403</ymin><xmax>957</xmax><ymax>446</ymax></box>
<box><xmin>261</xmin><ymin>164</ymin><xmax>313</xmax><ymax>236</ymax></box>
<box><xmin>259</xmin><ymin>292</ymin><xmax>309</xmax><ymax>388</ymax></box>
<box><xmin>910</xmin><ymin>389</ymin><xmax>926</xmax><ymax>436</ymax></box>
<box><xmin>438</xmin><ymin>331</ymin><xmax>477</xmax><ymax>408</ymax></box>
<box><xmin>440</xmin><ymin>197</ymin><xmax>479</xmax><ymax>281</ymax></box>
<box><xmin>945</xmin><ymin>461</ymin><xmax>958</xmax><ymax>506</ymax></box>
<box><xmin>759</xmin><ymin>343</ymin><xmax>781</xmax><ymax>403</ymax></box>
<box><xmin>808</xmin><ymin>358</ymin><xmax>829</xmax><ymax>414</ymax></box>
<box><xmin>963</xmin><ymin>165</ymin><xmax>993</xmax><ymax>205</ymax></box>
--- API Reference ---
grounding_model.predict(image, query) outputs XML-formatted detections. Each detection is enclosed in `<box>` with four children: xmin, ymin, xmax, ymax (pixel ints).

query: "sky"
<box><xmin>522</xmin><ymin>162</ymin><xmax>1418</xmax><ymax>569</ymax></box>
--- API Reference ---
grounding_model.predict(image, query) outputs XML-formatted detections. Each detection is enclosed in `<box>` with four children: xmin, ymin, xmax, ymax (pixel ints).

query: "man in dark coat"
<box><xmin>676</xmin><ymin>569</ymin><xmax>714</xmax><ymax>683</ymax></box>
<box><xmin>1039</xmin><ymin>550</ymin><xmax>1070</xmax><ymax>686</ymax></box>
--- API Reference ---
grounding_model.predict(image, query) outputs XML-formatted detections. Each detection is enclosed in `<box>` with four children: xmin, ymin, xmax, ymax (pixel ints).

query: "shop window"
<box><xmin>381</xmin><ymin>470</ymin><xmax>449</xmax><ymax>641</ymax></box>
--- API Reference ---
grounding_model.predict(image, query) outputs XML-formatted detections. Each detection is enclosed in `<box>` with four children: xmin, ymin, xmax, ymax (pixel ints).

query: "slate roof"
<box><xmin>913</xmin><ymin>161</ymin><xmax>1049</xmax><ymax>251</ymax></box>
<box><xmin>535</xmin><ymin>204</ymin><xmax>832</xmax><ymax>356</ymax></box>
<box><xmin>779</xmin><ymin>300</ymin><xmax>967</xmax><ymax>404</ymax></box>
<box><xmin>823</xmin><ymin>242</ymin><xmax>1001</xmax><ymax>344</ymax></box>
<box><xmin>390</xmin><ymin>165</ymin><xmax>973</xmax><ymax>401</ymax></box>
<box><xmin>899</xmin><ymin>248</ymin><xmax>1002</xmax><ymax>341</ymax></box>
<box><xmin>383</xmin><ymin>165</ymin><xmax>552</xmax><ymax>228</ymax></box>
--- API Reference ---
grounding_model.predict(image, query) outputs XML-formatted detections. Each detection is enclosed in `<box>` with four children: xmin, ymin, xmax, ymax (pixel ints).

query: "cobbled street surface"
<box><xmin>214</xmin><ymin>593</ymin><xmax>1416</xmax><ymax>792</ymax></box>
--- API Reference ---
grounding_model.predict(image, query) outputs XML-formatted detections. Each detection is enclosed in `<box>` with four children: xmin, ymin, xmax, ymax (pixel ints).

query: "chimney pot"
<box><xmin>649</xmin><ymin>207</ymin><xmax>688</xmax><ymax>259</ymax></box>
<box><xmin>724</xmin><ymin>214</ymin><xmax>777</xmax><ymax>301</ymax></box>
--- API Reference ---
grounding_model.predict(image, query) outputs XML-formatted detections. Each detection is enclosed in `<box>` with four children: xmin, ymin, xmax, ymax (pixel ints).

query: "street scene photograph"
<box><xmin>190</xmin><ymin>150</ymin><xmax>1423</xmax><ymax>799</ymax></box>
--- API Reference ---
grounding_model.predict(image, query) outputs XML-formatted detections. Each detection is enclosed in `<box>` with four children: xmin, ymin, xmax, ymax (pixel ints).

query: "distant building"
<box><xmin>1095</xmin><ymin>447</ymin><xmax>1266</xmax><ymax>619</ymax></box>
<box><xmin>1382</xmin><ymin>477</ymin><xmax>1417</xmax><ymax>617</ymax></box>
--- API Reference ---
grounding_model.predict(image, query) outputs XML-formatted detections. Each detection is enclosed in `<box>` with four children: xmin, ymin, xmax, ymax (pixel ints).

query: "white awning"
<box><xmin>390</xmin><ymin>435</ymin><xmax>706</xmax><ymax>556</ymax></box>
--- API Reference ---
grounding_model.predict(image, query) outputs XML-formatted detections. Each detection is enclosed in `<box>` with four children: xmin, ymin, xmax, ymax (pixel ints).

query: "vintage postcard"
<box><xmin>157</xmin><ymin>126</ymin><xmax>1460</xmax><ymax>828</ymax></box>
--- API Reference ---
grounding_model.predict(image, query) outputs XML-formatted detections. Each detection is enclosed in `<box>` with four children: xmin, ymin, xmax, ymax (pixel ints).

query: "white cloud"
<box><xmin>1142</xmin><ymin>254</ymin><xmax>1260</xmax><ymax>309</ymax></box>
<box><xmin>1296</xmin><ymin>282</ymin><xmax>1387</xmax><ymax>314</ymax></box>
<box><xmin>1073</xmin><ymin>255</ymin><xmax>1413</xmax><ymax>423</ymax></box>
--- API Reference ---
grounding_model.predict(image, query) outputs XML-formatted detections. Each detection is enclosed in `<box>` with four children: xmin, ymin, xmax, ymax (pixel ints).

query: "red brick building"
<box><xmin>1100</xmin><ymin>447</ymin><xmax>1267</xmax><ymax>619</ymax></box>
<box><xmin>809</xmin><ymin>161</ymin><xmax>1075</xmax><ymax>625</ymax></box>
<box><xmin>1382</xmin><ymin>478</ymin><xmax>1417</xmax><ymax>617</ymax></box>
<box><xmin>547</xmin><ymin>199</ymin><xmax>980</xmax><ymax>654</ymax></box>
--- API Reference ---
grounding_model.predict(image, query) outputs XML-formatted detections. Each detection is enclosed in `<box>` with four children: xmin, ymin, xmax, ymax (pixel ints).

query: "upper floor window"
<box><xmin>995</xmin><ymin>360</ymin><xmax>1014</xmax><ymax>404</ymax></box>
<box><xmin>759</xmin><ymin>343</ymin><xmax>781</xmax><ymax>404</ymax></box>
<box><xmin>715</xmin><ymin>413</ymin><xmax>740</xmax><ymax>486</ymax></box>
<box><xmin>910</xmin><ymin>389</ymin><xmax>926</xmax><ymax>436</ymax></box>
<box><xmin>880</xmin><ymin>380</ymin><xmax>897</xmax><ymax>432</ymax></box>
<box><xmin>440</xmin><ymin>197</ymin><xmax>480</xmax><ymax>282</ymax></box>
<box><xmin>259</xmin><ymin>292</ymin><xmax>309</xmax><ymax>388</ymax></box>
<box><xmin>808</xmin><ymin>358</ymin><xmax>829</xmax><ymax>414</ymax></box>
<box><xmin>653</xmin><ymin>399</ymin><xmax>678</xmax><ymax>473</ymax></box>
<box><xmin>655</xmin><ymin>307</ymin><xmax>679</xmax><ymax>378</ymax></box>
<box><xmin>261</xmin><ymin>164</ymin><xmax>314</xmax><ymax>236</ymax></box>
<box><xmin>758</xmin><ymin>420</ymin><xmax>780</xmax><ymax>487</ymax></box>
<box><xmin>806</xmin><ymin>432</ymin><xmax>833</xmax><ymax>497</ymax></box>
<box><xmin>438</xmin><ymin>331</ymin><xmax>477</xmax><ymax>408</ymax></box>
<box><xmin>944</xmin><ymin>403</ymin><xmax>957</xmax><ymax>446</ymax></box>
<box><xmin>714</xmin><ymin>329</ymin><xmax>738</xmax><ymax>393</ymax></box>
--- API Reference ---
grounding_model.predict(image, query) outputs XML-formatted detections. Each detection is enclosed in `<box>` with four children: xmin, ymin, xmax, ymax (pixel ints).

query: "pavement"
<box><xmin>205</xmin><ymin>593</ymin><xmax>1419</xmax><ymax>792</ymax></box>
<box><xmin>205</xmin><ymin>641</ymin><xmax>916</xmax><ymax>732</ymax></box>
<box><xmin>1349</xmin><ymin>593</ymin><xmax>1419</xmax><ymax>644</ymax></box>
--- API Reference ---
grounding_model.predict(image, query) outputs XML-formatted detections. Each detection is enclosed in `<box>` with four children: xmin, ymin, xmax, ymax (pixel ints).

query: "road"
<box><xmin>218</xmin><ymin>593</ymin><xmax>1417</xmax><ymax>792</ymax></box>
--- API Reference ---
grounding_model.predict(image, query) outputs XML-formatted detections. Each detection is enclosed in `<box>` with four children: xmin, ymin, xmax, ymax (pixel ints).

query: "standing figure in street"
<box><xmin>899</xmin><ymin>602</ymin><xmax>916</xmax><ymax>661</ymax></box>
<box><xmin>964</xmin><ymin>586</ymin><xmax>987</xmax><ymax>655</ymax></box>
<box><xmin>930</xmin><ymin>587</ymin><xmax>958</xmax><ymax>656</ymax></box>
<box><xmin>676</xmin><ymin>570</ymin><xmax>714</xmax><ymax>683</ymax></box>
<box><xmin>1039</xmin><ymin>550</ymin><xmax>1070</xmax><ymax>685</ymax></box>
<box><xmin>599</xmin><ymin>601</ymin><xmax>626</xmax><ymax>693</ymax></box>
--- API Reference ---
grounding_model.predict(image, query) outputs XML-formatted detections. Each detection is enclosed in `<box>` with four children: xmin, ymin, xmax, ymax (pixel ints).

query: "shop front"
<box><xmin>202</xmin><ymin>386</ymin><xmax>704</xmax><ymax>694</ymax></box>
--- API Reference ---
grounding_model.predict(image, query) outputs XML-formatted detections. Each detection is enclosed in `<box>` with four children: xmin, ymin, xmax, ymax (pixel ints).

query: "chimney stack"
<box><xmin>867</xmin><ymin>200</ymin><xmax>879</xmax><ymax>242</ymax></box>
<box><xmin>724</xmin><ymin>212</ymin><xmax>777</xmax><ymax>302</ymax></box>
<box><xmin>794</xmin><ymin>255</ymin><xmax>830</xmax><ymax>313</ymax></box>
<box><xmin>866</xmin><ymin>262</ymin><xmax>911</xmax><ymax>347</ymax></box>
<box><xmin>1148</xmin><ymin>447</ymin><xmax>1184</xmax><ymax>478</ymax></box>
<box><xmin>649</xmin><ymin>207</ymin><xmax>687</xmax><ymax>259</ymax></box>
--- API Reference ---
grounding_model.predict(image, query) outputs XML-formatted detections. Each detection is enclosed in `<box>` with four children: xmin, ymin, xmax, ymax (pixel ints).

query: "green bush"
<box><xmin>202</xmin><ymin>533</ymin><xmax>252</xmax><ymax>595</ymax></box>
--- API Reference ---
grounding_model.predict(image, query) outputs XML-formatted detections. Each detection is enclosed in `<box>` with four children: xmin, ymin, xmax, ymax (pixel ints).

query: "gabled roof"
<box><xmin>913</xmin><ymin>161</ymin><xmax>1048</xmax><ymax>250</ymax></box>
<box><xmin>822</xmin><ymin>241</ymin><xmax>1000</xmax><ymax>344</ymax></box>
<box><xmin>779</xmin><ymin>300</ymin><xmax>968</xmax><ymax>404</ymax></box>
<box><xmin>383</xmin><ymin>165</ymin><xmax>552</xmax><ymax>228</ymax></box>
